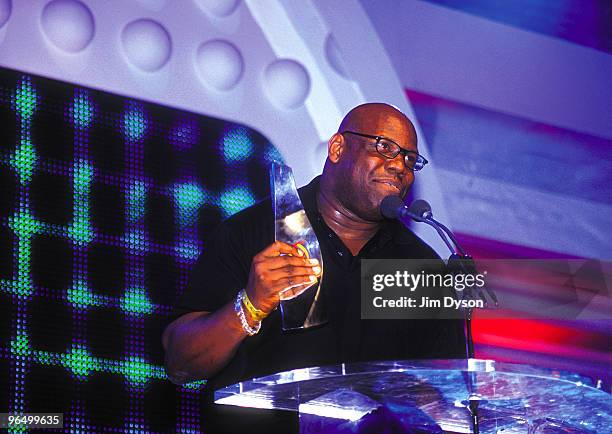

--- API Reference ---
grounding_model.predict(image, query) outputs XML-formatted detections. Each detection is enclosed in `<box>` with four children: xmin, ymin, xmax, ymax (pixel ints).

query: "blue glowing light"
<box><xmin>172</xmin><ymin>182</ymin><xmax>205</xmax><ymax>217</ymax></box>
<box><xmin>69</xmin><ymin>159</ymin><xmax>95</xmax><ymax>246</ymax></box>
<box><xmin>222</xmin><ymin>127</ymin><xmax>254</xmax><ymax>162</ymax></box>
<box><xmin>122</xmin><ymin>103</ymin><xmax>148</xmax><ymax>141</ymax></box>
<box><xmin>69</xmin><ymin>90</ymin><xmax>94</xmax><ymax>129</ymax></box>
<box><xmin>169</xmin><ymin>120</ymin><xmax>199</xmax><ymax>150</ymax></box>
<box><xmin>219</xmin><ymin>186</ymin><xmax>256</xmax><ymax>218</ymax></box>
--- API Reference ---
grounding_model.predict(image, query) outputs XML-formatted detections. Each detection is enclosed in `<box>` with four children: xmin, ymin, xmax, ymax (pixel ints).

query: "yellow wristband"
<box><xmin>241</xmin><ymin>289</ymin><xmax>268</xmax><ymax>322</ymax></box>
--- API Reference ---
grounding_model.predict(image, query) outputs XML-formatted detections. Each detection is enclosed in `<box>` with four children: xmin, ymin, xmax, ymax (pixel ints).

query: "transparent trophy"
<box><xmin>270</xmin><ymin>162</ymin><xmax>327</xmax><ymax>330</ymax></box>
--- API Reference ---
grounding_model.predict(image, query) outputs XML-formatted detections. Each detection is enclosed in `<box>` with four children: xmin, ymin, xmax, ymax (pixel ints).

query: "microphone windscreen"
<box><xmin>408</xmin><ymin>199</ymin><xmax>432</xmax><ymax>218</ymax></box>
<box><xmin>380</xmin><ymin>195</ymin><xmax>404</xmax><ymax>219</ymax></box>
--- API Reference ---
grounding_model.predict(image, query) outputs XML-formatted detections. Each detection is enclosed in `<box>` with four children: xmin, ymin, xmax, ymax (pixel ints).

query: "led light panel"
<box><xmin>0</xmin><ymin>67</ymin><xmax>282</xmax><ymax>433</ymax></box>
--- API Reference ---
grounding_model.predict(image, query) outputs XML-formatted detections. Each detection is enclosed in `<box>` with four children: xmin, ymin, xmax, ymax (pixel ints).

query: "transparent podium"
<box><xmin>215</xmin><ymin>359</ymin><xmax>611</xmax><ymax>433</ymax></box>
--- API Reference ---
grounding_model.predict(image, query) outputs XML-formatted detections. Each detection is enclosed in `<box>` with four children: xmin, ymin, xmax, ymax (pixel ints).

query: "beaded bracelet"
<box><xmin>240</xmin><ymin>289</ymin><xmax>268</xmax><ymax>322</ymax></box>
<box><xmin>234</xmin><ymin>291</ymin><xmax>261</xmax><ymax>336</ymax></box>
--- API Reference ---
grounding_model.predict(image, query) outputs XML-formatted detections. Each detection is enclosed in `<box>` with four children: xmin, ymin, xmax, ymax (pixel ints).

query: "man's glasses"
<box><xmin>342</xmin><ymin>131</ymin><xmax>428</xmax><ymax>171</ymax></box>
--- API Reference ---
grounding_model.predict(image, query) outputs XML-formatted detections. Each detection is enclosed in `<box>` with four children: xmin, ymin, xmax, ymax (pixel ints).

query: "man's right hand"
<box><xmin>163</xmin><ymin>241</ymin><xmax>321</xmax><ymax>383</ymax></box>
<box><xmin>245</xmin><ymin>241</ymin><xmax>321</xmax><ymax>315</ymax></box>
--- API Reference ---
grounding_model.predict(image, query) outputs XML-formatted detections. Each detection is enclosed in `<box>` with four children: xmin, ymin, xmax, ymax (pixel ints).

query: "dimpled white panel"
<box><xmin>194</xmin><ymin>0</ymin><xmax>240</xmax><ymax>17</ymax></box>
<box><xmin>324</xmin><ymin>34</ymin><xmax>351</xmax><ymax>80</ymax></box>
<box><xmin>0</xmin><ymin>0</ymin><xmax>11</xmax><ymax>28</ymax></box>
<box><xmin>195</xmin><ymin>39</ymin><xmax>243</xmax><ymax>91</ymax></box>
<box><xmin>121</xmin><ymin>19</ymin><xmax>171</xmax><ymax>72</ymax></box>
<box><xmin>262</xmin><ymin>59</ymin><xmax>310</xmax><ymax>110</ymax></box>
<box><xmin>41</xmin><ymin>0</ymin><xmax>94</xmax><ymax>53</ymax></box>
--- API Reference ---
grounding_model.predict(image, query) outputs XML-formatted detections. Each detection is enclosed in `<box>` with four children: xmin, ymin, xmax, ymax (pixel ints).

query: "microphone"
<box><xmin>380</xmin><ymin>196</ymin><xmax>454</xmax><ymax>251</ymax></box>
<box><xmin>388</xmin><ymin>196</ymin><xmax>498</xmax><ymax>307</ymax></box>
<box><xmin>407</xmin><ymin>199</ymin><xmax>465</xmax><ymax>256</ymax></box>
<box><xmin>380</xmin><ymin>195</ymin><xmax>426</xmax><ymax>221</ymax></box>
<box><xmin>380</xmin><ymin>196</ymin><xmax>497</xmax><ymax>363</ymax></box>
<box><xmin>407</xmin><ymin>199</ymin><xmax>432</xmax><ymax>220</ymax></box>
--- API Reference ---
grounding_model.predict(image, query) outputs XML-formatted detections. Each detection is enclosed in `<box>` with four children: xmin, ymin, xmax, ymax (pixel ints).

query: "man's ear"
<box><xmin>327</xmin><ymin>133</ymin><xmax>346</xmax><ymax>163</ymax></box>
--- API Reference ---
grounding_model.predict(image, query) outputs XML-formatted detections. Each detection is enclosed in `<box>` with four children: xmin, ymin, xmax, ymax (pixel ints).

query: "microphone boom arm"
<box><xmin>428</xmin><ymin>218</ymin><xmax>466</xmax><ymax>256</ymax></box>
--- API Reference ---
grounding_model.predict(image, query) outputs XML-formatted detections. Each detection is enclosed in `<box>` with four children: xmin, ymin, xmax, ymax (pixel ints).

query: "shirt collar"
<box><xmin>298</xmin><ymin>175</ymin><xmax>416</xmax><ymax>246</ymax></box>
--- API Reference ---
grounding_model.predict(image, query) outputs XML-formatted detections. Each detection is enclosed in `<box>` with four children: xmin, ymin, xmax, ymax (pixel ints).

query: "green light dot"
<box><xmin>10</xmin><ymin>139</ymin><xmax>37</xmax><ymax>185</ymax></box>
<box><xmin>222</xmin><ymin>127</ymin><xmax>254</xmax><ymax>162</ymax></box>
<box><xmin>10</xmin><ymin>331</ymin><xmax>31</xmax><ymax>357</ymax></box>
<box><xmin>73</xmin><ymin>160</ymin><xmax>94</xmax><ymax>189</ymax></box>
<box><xmin>127</xmin><ymin>180</ymin><xmax>147</xmax><ymax>222</ymax></box>
<box><xmin>36</xmin><ymin>351</ymin><xmax>51</xmax><ymax>364</ymax></box>
<box><xmin>13</xmin><ymin>77</ymin><xmax>38</xmax><ymax>120</ymax></box>
<box><xmin>70</xmin><ymin>90</ymin><xmax>94</xmax><ymax>129</ymax></box>
<box><xmin>122</xmin><ymin>104</ymin><xmax>148</xmax><ymax>141</ymax></box>
<box><xmin>69</xmin><ymin>160</ymin><xmax>94</xmax><ymax>245</ymax></box>
<box><xmin>183</xmin><ymin>379</ymin><xmax>207</xmax><ymax>390</ymax></box>
<box><xmin>9</xmin><ymin>211</ymin><xmax>39</xmax><ymax>294</ymax></box>
<box><xmin>123</xmin><ymin>356</ymin><xmax>152</xmax><ymax>386</ymax></box>
<box><xmin>13</xmin><ymin>279</ymin><xmax>33</xmax><ymax>298</ymax></box>
<box><xmin>69</xmin><ymin>220</ymin><xmax>94</xmax><ymax>246</ymax></box>
<box><xmin>67</xmin><ymin>280</ymin><xmax>102</xmax><ymax>308</ymax></box>
<box><xmin>219</xmin><ymin>186</ymin><xmax>255</xmax><ymax>218</ymax></box>
<box><xmin>173</xmin><ymin>183</ymin><xmax>205</xmax><ymax>215</ymax></box>
<box><xmin>9</xmin><ymin>209</ymin><xmax>40</xmax><ymax>236</ymax></box>
<box><xmin>63</xmin><ymin>345</ymin><xmax>98</xmax><ymax>378</ymax></box>
<box><xmin>120</xmin><ymin>287</ymin><xmax>153</xmax><ymax>315</ymax></box>
<box><xmin>8</xmin><ymin>423</ymin><xmax>28</xmax><ymax>434</ymax></box>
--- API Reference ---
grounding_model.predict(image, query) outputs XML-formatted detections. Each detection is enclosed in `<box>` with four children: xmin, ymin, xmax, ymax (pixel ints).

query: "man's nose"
<box><xmin>385</xmin><ymin>154</ymin><xmax>407</xmax><ymax>175</ymax></box>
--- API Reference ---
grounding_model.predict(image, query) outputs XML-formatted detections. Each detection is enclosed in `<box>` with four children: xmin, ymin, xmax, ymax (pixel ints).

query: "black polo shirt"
<box><xmin>173</xmin><ymin>176</ymin><xmax>466</xmax><ymax>394</ymax></box>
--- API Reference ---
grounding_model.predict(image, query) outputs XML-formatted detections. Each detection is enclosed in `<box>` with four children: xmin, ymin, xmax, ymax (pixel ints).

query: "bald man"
<box><xmin>163</xmin><ymin>103</ymin><xmax>465</xmax><ymax>432</ymax></box>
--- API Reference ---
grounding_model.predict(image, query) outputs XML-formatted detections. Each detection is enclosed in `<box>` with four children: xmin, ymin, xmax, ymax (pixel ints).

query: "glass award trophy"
<box><xmin>270</xmin><ymin>162</ymin><xmax>327</xmax><ymax>330</ymax></box>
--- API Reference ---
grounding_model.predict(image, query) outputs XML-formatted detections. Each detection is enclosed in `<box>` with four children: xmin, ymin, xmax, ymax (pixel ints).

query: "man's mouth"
<box><xmin>373</xmin><ymin>179</ymin><xmax>401</xmax><ymax>193</ymax></box>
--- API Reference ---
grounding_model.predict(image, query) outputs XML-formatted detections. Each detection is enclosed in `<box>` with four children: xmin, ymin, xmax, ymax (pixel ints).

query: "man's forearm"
<box><xmin>163</xmin><ymin>299</ymin><xmax>250</xmax><ymax>384</ymax></box>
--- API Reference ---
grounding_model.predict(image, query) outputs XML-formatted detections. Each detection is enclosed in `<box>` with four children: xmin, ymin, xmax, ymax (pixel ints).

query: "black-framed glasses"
<box><xmin>341</xmin><ymin>131</ymin><xmax>428</xmax><ymax>171</ymax></box>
